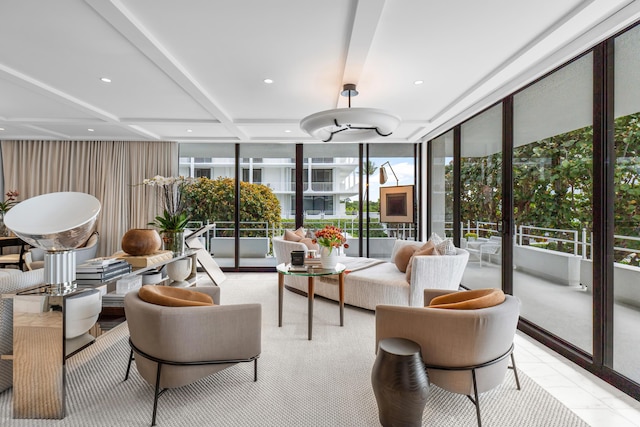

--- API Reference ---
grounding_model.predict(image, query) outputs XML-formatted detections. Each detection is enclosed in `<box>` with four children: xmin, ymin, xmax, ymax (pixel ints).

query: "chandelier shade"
<box><xmin>300</xmin><ymin>83</ymin><xmax>401</xmax><ymax>142</ymax></box>
<box><xmin>300</xmin><ymin>107</ymin><xmax>401</xmax><ymax>142</ymax></box>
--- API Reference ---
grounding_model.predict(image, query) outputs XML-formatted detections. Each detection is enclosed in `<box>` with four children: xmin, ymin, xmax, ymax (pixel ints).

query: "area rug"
<box><xmin>0</xmin><ymin>274</ymin><xmax>588</xmax><ymax>426</ymax></box>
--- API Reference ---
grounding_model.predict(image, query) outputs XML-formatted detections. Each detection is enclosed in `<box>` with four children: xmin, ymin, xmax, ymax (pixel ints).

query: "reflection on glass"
<box><xmin>513</xmin><ymin>54</ymin><xmax>593</xmax><ymax>353</ymax></box>
<box><xmin>613</xmin><ymin>26</ymin><xmax>640</xmax><ymax>382</ymax></box>
<box><xmin>459</xmin><ymin>105</ymin><xmax>502</xmax><ymax>290</ymax></box>
<box><xmin>430</xmin><ymin>131</ymin><xmax>453</xmax><ymax>238</ymax></box>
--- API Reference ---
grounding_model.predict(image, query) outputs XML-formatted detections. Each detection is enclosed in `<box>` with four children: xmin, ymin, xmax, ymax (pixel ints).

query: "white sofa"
<box><xmin>272</xmin><ymin>236</ymin><xmax>469</xmax><ymax>311</ymax></box>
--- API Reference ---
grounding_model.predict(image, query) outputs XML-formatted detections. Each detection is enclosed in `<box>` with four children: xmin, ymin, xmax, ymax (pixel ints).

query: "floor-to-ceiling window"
<box><xmin>513</xmin><ymin>53</ymin><xmax>593</xmax><ymax>353</ymax></box>
<box><xmin>239</xmin><ymin>143</ymin><xmax>296</xmax><ymax>268</ymax></box>
<box><xmin>613</xmin><ymin>25</ymin><xmax>640</xmax><ymax>383</ymax></box>
<box><xmin>301</xmin><ymin>144</ymin><xmax>359</xmax><ymax>253</ymax></box>
<box><xmin>366</xmin><ymin>144</ymin><xmax>417</xmax><ymax>259</ymax></box>
<box><xmin>429</xmin><ymin>131</ymin><xmax>454</xmax><ymax>239</ymax></box>
<box><xmin>460</xmin><ymin>104</ymin><xmax>503</xmax><ymax>289</ymax></box>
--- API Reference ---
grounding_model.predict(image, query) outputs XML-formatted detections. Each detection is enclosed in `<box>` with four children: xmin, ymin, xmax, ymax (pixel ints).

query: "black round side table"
<box><xmin>371</xmin><ymin>337</ymin><xmax>429</xmax><ymax>427</ymax></box>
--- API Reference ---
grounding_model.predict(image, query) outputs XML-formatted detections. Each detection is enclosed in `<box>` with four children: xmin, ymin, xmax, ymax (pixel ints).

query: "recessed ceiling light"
<box><xmin>263</xmin><ymin>78</ymin><xmax>274</xmax><ymax>84</ymax></box>
<box><xmin>284</xmin><ymin>130</ymin><xmax>291</xmax><ymax>133</ymax></box>
<box><xmin>186</xmin><ymin>129</ymin><xmax>193</xmax><ymax>133</ymax></box>
<box><xmin>88</xmin><ymin>128</ymin><xmax>94</xmax><ymax>132</ymax></box>
<box><xmin>414</xmin><ymin>80</ymin><xmax>424</xmax><ymax>85</ymax></box>
<box><xmin>0</xmin><ymin>128</ymin><xmax>4</xmax><ymax>131</ymax></box>
<box><xmin>100</xmin><ymin>77</ymin><xmax>112</xmax><ymax>83</ymax></box>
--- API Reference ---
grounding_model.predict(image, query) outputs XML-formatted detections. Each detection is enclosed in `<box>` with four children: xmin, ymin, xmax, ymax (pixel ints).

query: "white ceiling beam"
<box><xmin>338</xmin><ymin>0</ymin><xmax>386</xmax><ymax>107</ymax></box>
<box><xmin>85</xmin><ymin>0</ymin><xmax>248</xmax><ymax>140</ymax></box>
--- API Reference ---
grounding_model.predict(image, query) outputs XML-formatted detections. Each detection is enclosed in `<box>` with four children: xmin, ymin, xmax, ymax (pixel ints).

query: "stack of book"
<box><xmin>76</xmin><ymin>259</ymin><xmax>132</xmax><ymax>287</ymax></box>
<box><xmin>304</xmin><ymin>256</ymin><xmax>322</xmax><ymax>268</ymax></box>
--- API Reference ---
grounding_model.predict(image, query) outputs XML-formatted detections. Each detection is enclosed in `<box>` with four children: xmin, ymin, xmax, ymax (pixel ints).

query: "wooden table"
<box><xmin>276</xmin><ymin>262</ymin><xmax>346</xmax><ymax>340</ymax></box>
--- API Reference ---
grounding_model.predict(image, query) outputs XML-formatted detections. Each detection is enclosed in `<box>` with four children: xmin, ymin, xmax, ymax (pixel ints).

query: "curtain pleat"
<box><xmin>0</xmin><ymin>140</ymin><xmax>177</xmax><ymax>257</ymax></box>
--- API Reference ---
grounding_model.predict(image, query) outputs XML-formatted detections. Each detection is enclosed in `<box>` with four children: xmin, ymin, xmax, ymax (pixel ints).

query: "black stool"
<box><xmin>371</xmin><ymin>337</ymin><xmax>430</xmax><ymax>427</ymax></box>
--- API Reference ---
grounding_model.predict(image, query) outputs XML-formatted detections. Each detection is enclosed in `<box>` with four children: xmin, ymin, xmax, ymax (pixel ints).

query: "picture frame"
<box><xmin>380</xmin><ymin>185</ymin><xmax>414</xmax><ymax>223</ymax></box>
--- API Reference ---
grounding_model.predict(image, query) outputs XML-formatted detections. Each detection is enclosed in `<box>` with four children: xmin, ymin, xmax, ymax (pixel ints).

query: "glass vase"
<box><xmin>162</xmin><ymin>230</ymin><xmax>185</xmax><ymax>255</ymax></box>
<box><xmin>0</xmin><ymin>213</ymin><xmax>9</xmax><ymax>237</ymax></box>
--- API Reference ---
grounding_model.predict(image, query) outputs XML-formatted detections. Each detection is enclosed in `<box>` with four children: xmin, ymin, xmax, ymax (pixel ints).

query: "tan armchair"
<box><xmin>375</xmin><ymin>289</ymin><xmax>521</xmax><ymax>427</ymax></box>
<box><xmin>124</xmin><ymin>286</ymin><xmax>262</xmax><ymax>426</ymax></box>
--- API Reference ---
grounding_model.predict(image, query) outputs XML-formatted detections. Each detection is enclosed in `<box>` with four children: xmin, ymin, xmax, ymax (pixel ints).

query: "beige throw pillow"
<box><xmin>294</xmin><ymin>227</ymin><xmax>306</xmax><ymax>238</ymax></box>
<box><xmin>284</xmin><ymin>229</ymin><xmax>302</xmax><ymax>242</ymax></box>
<box><xmin>405</xmin><ymin>241</ymin><xmax>437</xmax><ymax>282</ymax></box>
<box><xmin>394</xmin><ymin>244</ymin><xmax>420</xmax><ymax>273</ymax></box>
<box><xmin>300</xmin><ymin>237</ymin><xmax>319</xmax><ymax>251</ymax></box>
<box><xmin>435</xmin><ymin>238</ymin><xmax>456</xmax><ymax>255</ymax></box>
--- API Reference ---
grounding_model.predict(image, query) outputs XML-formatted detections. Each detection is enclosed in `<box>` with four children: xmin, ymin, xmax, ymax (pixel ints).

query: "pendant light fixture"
<box><xmin>300</xmin><ymin>84</ymin><xmax>401</xmax><ymax>142</ymax></box>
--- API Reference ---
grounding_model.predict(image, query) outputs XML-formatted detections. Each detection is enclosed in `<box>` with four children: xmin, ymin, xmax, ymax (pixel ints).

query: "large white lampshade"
<box><xmin>5</xmin><ymin>192</ymin><xmax>101</xmax><ymax>294</ymax></box>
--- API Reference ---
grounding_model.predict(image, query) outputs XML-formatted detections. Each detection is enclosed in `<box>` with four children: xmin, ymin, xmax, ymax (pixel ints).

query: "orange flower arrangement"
<box><xmin>313</xmin><ymin>225</ymin><xmax>349</xmax><ymax>254</ymax></box>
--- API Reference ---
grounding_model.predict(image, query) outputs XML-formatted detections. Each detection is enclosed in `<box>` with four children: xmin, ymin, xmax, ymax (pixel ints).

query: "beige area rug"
<box><xmin>0</xmin><ymin>274</ymin><xmax>589</xmax><ymax>426</ymax></box>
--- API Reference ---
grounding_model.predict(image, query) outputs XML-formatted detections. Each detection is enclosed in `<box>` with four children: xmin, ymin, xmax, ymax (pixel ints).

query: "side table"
<box><xmin>371</xmin><ymin>337</ymin><xmax>430</xmax><ymax>427</ymax></box>
<box><xmin>276</xmin><ymin>263</ymin><xmax>345</xmax><ymax>340</ymax></box>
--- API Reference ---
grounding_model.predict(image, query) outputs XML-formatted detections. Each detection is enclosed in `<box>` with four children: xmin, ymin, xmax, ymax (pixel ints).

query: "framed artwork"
<box><xmin>380</xmin><ymin>185</ymin><xmax>414</xmax><ymax>223</ymax></box>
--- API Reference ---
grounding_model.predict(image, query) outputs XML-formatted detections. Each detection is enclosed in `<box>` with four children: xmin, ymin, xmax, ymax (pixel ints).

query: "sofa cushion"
<box><xmin>300</xmin><ymin>237</ymin><xmax>319</xmax><ymax>251</ymax></box>
<box><xmin>284</xmin><ymin>229</ymin><xmax>302</xmax><ymax>242</ymax></box>
<box><xmin>406</xmin><ymin>241</ymin><xmax>437</xmax><ymax>282</ymax></box>
<box><xmin>139</xmin><ymin>285</ymin><xmax>214</xmax><ymax>307</ymax></box>
<box><xmin>428</xmin><ymin>288</ymin><xmax>505</xmax><ymax>309</ymax></box>
<box><xmin>394</xmin><ymin>244</ymin><xmax>420</xmax><ymax>273</ymax></box>
<box><xmin>434</xmin><ymin>238</ymin><xmax>456</xmax><ymax>255</ymax></box>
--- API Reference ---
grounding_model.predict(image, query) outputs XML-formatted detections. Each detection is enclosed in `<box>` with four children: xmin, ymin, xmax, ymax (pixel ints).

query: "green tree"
<box><xmin>447</xmin><ymin>112</ymin><xmax>640</xmax><ymax>265</ymax></box>
<box><xmin>182</xmin><ymin>177</ymin><xmax>281</xmax><ymax>237</ymax></box>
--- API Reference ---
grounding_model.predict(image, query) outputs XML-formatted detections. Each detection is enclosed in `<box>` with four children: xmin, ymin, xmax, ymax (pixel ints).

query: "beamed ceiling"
<box><xmin>1</xmin><ymin>0</ymin><xmax>639</xmax><ymax>145</ymax></box>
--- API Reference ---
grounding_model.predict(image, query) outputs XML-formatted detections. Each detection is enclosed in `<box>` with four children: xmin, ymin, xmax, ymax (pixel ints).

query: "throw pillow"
<box><xmin>435</xmin><ymin>238</ymin><xmax>456</xmax><ymax>255</ymax></box>
<box><xmin>428</xmin><ymin>288</ymin><xmax>505</xmax><ymax>310</ymax></box>
<box><xmin>139</xmin><ymin>285</ymin><xmax>214</xmax><ymax>307</ymax></box>
<box><xmin>405</xmin><ymin>241</ymin><xmax>437</xmax><ymax>282</ymax></box>
<box><xmin>284</xmin><ymin>229</ymin><xmax>302</xmax><ymax>242</ymax></box>
<box><xmin>429</xmin><ymin>232</ymin><xmax>444</xmax><ymax>245</ymax></box>
<box><xmin>300</xmin><ymin>237</ymin><xmax>319</xmax><ymax>251</ymax></box>
<box><xmin>394</xmin><ymin>244</ymin><xmax>420</xmax><ymax>273</ymax></box>
<box><xmin>294</xmin><ymin>226</ymin><xmax>306</xmax><ymax>238</ymax></box>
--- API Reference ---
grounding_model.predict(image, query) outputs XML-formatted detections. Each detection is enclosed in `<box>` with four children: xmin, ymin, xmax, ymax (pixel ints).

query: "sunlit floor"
<box><xmin>515</xmin><ymin>332</ymin><xmax>640</xmax><ymax>426</ymax></box>
<box><xmin>462</xmin><ymin>262</ymin><xmax>640</xmax><ymax>381</ymax></box>
<box><xmin>221</xmin><ymin>271</ymin><xmax>640</xmax><ymax>427</ymax></box>
<box><xmin>463</xmin><ymin>260</ymin><xmax>640</xmax><ymax>382</ymax></box>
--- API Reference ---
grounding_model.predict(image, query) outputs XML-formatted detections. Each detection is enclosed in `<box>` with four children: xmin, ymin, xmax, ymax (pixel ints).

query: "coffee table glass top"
<box><xmin>276</xmin><ymin>263</ymin><xmax>346</xmax><ymax>276</ymax></box>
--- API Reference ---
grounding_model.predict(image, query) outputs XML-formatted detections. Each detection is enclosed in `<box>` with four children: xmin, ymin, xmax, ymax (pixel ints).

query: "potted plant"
<box><xmin>0</xmin><ymin>190</ymin><xmax>19</xmax><ymax>237</ymax></box>
<box><xmin>313</xmin><ymin>225</ymin><xmax>349</xmax><ymax>269</ymax></box>
<box><xmin>143</xmin><ymin>176</ymin><xmax>194</xmax><ymax>254</ymax></box>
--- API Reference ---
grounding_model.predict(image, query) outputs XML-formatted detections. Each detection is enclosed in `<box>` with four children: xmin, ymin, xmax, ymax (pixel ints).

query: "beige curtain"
<box><xmin>0</xmin><ymin>140</ymin><xmax>177</xmax><ymax>257</ymax></box>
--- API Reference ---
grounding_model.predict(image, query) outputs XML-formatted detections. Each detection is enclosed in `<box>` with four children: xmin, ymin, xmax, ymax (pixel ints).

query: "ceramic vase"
<box><xmin>166</xmin><ymin>258</ymin><xmax>192</xmax><ymax>282</ymax></box>
<box><xmin>319</xmin><ymin>245</ymin><xmax>338</xmax><ymax>270</ymax></box>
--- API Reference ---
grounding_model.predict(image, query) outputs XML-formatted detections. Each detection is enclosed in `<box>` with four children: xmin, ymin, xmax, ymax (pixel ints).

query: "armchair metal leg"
<box><xmin>509</xmin><ymin>353</ymin><xmax>521</xmax><ymax>391</ymax></box>
<box><xmin>151</xmin><ymin>362</ymin><xmax>162</xmax><ymax>426</ymax></box>
<box><xmin>254</xmin><ymin>359</ymin><xmax>258</xmax><ymax>382</ymax></box>
<box><xmin>470</xmin><ymin>369</ymin><xmax>482</xmax><ymax>427</ymax></box>
<box><xmin>125</xmin><ymin>349</ymin><xmax>134</xmax><ymax>381</ymax></box>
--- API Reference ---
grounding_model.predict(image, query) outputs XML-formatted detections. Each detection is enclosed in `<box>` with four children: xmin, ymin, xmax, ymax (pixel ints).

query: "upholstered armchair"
<box><xmin>124</xmin><ymin>286</ymin><xmax>262</xmax><ymax>426</ymax></box>
<box><xmin>375</xmin><ymin>288</ymin><xmax>521</xmax><ymax>427</ymax></box>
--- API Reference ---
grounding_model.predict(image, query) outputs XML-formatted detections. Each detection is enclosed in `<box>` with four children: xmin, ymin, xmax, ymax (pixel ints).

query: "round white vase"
<box><xmin>166</xmin><ymin>258</ymin><xmax>192</xmax><ymax>282</ymax></box>
<box><xmin>319</xmin><ymin>246</ymin><xmax>338</xmax><ymax>270</ymax></box>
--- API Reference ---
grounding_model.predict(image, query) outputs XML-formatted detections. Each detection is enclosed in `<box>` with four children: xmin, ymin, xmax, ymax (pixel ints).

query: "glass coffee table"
<box><xmin>276</xmin><ymin>263</ymin><xmax>346</xmax><ymax>340</ymax></box>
